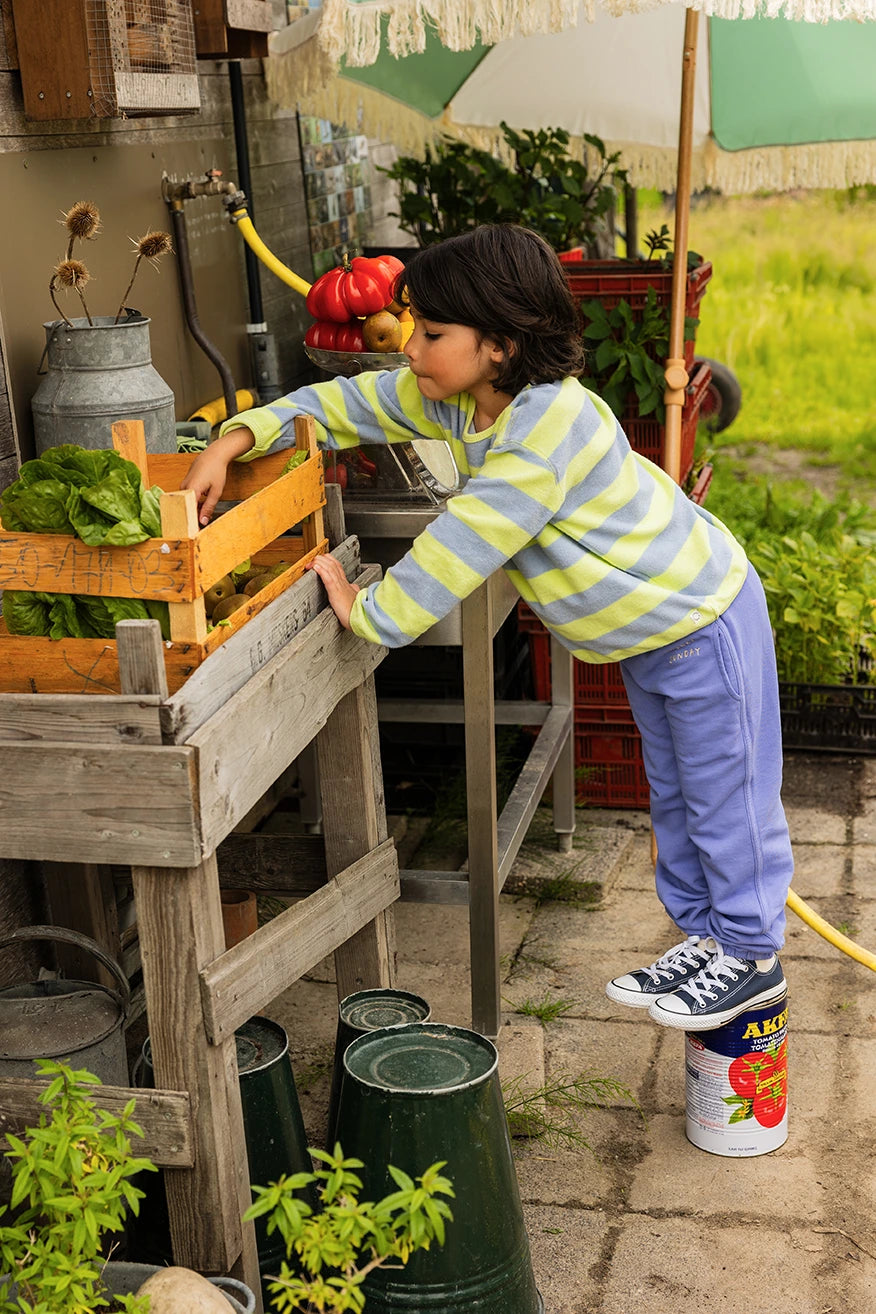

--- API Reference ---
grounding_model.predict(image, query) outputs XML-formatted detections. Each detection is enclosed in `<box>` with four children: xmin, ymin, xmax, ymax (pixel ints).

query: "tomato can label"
<box><xmin>685</xmin><ymin>991</ymin><xmax>788</xmax><ymax>1157</ymax></box>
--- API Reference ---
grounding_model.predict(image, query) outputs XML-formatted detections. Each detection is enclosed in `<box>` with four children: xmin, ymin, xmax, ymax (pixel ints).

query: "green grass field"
<box><xmin>638</xmin><ymin>190</ymin><xmax>876</xmax><ymax>495</ymax></box>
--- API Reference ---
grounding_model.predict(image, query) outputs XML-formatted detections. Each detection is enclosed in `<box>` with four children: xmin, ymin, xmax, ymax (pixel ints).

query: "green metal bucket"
<box><xmin>334</xmin><ymin>1023</ymin><xmax>544</xmax><ymax>1313</ymax></box>
<box><xmin>326</xmin><ymin>988</ymin><xmax>431</xmax><ymax>1151</ymax></box>
<box><xmin>132</xmin><ymin>1017</ymin><xmax>315</xmax><ymax>1282</ymax></box>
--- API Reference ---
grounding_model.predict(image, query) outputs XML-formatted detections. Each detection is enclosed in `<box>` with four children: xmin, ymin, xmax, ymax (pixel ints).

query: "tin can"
<box><xmin>685</xmin><ymin>991</ymin><xmax>788</xmax><ymax>1156</ymax></box>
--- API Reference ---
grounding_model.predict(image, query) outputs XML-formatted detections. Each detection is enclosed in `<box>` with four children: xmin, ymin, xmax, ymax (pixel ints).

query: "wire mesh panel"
<box><xmin>82</xmin><ymin>0</ymin><xmax>200</xmax><ymax>116</ymax></box>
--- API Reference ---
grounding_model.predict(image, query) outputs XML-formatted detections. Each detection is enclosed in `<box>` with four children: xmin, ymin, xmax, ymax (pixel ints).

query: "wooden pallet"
<box><xmin>0</xmin><ymin>418</ymin><xmax>326</xmax><ymax>694</ymax></box>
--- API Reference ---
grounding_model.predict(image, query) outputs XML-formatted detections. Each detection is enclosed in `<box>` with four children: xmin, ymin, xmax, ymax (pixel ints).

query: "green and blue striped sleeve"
<box><xmin>219</xmin><ymin>368</ymin><xmax>450</xmax><ymax>458</ymax></box>
<box><xmin>349</xmin><ymin>439</ymin><xmax>563</xmax><ymax>647</ymax></box>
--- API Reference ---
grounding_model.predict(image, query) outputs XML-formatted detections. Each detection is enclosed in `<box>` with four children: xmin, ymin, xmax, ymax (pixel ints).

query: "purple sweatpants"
<box><xmin>619</xmin><ymin>565</ymin><xmax>793</xmax><ymax>958</ymax></box>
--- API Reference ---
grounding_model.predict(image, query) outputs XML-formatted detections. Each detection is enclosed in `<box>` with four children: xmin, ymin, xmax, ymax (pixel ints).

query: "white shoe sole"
<box><xmin>648</xmin><ymin>979</ymin><xmax>788</xmax><ymax>1031</ymax></box>
<box><xmin>605</xmin><ymin>981</ymin><xmax>671</xmax><ymax>1008</ymax></box>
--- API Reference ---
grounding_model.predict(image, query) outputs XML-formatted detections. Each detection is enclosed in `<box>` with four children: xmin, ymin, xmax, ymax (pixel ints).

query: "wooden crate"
<box><xmin>0</xmin><ymin>418</ymin><xmax>327</xmax><ymax>695</ymax></box>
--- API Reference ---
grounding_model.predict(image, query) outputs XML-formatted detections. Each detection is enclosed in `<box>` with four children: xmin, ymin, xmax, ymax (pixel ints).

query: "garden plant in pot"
<box><xmin>245</xmin><ymin>1144</ymin><xmax>453</xmax><ymax>1312</ymax></box>
<box><xmin>0</xmin><ymin>1059</ymin><xmax>255</xmax><ymax>1313</ymax></box>
<box><xmin>379</xmin><ymin>123</ymin><xmax>625</xmax><ymax>256</ymax></box>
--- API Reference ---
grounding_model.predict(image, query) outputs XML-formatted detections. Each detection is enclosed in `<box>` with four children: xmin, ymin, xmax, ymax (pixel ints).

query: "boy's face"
<box><xmin>404</xmin><ymin>311</ymin><xmax>505</xmax><ymax>404</ymax></box>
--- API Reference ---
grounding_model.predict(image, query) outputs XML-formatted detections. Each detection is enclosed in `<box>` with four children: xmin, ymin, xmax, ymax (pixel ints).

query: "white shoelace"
<box><xmin>677</xmin><ymin>951</ymin><xmax>748</xmax><ymax>1007</ymax></box>
<box><xmin>642</xmin><ymin>936</ymin><xmax>713</xmax><ymax>985</ymax></box>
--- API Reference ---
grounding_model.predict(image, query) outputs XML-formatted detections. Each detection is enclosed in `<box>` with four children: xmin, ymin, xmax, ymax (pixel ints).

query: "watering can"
<box><xmin>0</xmin><ymin>926</ymin><xmax>130</xmax><ymax>1085</ymax></box>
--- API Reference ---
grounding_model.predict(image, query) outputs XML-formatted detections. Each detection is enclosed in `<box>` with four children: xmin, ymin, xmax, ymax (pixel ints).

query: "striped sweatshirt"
<box><xmin>222</xmin><ymin>368</ymin><xmax>749</xmax><ymax>663</ymax></box>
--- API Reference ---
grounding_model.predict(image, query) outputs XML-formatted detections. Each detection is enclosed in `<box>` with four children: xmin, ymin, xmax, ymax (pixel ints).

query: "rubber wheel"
<box><xmin>696</xmin><ymin>358</ymin><xmax>742</xmax><ymax>433</ymax></box>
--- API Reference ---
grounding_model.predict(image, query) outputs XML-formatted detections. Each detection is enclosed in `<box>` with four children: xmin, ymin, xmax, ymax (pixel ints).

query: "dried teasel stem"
<box><xmin>114</xmin><ymin>230</ymin><xmax>172</xmax><ymax>324</ymax></box>
<box><xmin>62</xmin><ymin>200</ymin><xmax>101</xmax><ymax>259</ymax></box>
<box><xmin>49</xmin><ymin>276</ymin><xmax>73</xmax><ymax>328</ymax></box>
<box><xmin>53</xmin><ymin>259</ymin><xmax>94</xmax><ymax>326</ymax></box>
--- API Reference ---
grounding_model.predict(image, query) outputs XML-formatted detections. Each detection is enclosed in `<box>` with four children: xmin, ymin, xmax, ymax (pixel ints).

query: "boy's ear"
<box><xmin>489</xmin><ymin>335</ymin><xmax>514</xmax><ymax>361</ymax></box>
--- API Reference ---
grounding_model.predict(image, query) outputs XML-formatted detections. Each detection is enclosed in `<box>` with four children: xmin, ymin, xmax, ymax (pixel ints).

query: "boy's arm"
<box><xmin>222</xmin><ymin>369</ymin><xmax>450</xmax><ymax>461</ymax></box>
<box><xmin>345</xmin><ymin>441</ymin><xmax>562</xmax><ymax>647</ymax></box>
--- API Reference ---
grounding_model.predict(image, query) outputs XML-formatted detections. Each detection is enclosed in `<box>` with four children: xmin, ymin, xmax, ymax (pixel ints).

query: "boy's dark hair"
<box><xmin>398</xmin><ymin>225</ymin><xmax>585</xmax><ymax>396</ymax></box>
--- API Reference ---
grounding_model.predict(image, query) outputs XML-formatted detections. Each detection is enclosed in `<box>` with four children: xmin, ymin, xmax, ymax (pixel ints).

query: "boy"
<box><xmin>183</xmin><ymin>224</ymin><xmax>792</xmax><ymax>1030</ymax></box>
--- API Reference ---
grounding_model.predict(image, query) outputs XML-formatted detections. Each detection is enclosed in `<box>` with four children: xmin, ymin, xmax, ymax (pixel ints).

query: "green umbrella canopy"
<box><xmin>268</xmin><ymin>2</ymin><xmax>876</xmax><ymax>193</ymax></box>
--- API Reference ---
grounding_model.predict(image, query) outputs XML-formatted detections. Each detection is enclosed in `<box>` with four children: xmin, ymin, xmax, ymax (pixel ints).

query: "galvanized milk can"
<box><xmin>0</xmin><ymin>926</ymin><xmax>130</xmax><ymax>1085</ymax></box>
<box><xmin>32</xmin><ymin>314</ymin><xmax>177</xmax><ymax>455</ymax></box>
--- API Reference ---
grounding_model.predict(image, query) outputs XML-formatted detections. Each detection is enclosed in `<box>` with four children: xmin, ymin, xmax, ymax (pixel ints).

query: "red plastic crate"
<box><xmin>623</xmin><ymin>360</ymin><xmax>711</xmax><ymax>483</ymax></box>
<box><xmin>575</xmin><ymin>716</ymin><xmax>650</xmax><ymax>809</ymax></box>
<box><xmin>564</xmin><ymin>259</ymin><xmax>713</xmax><ymax>370</ymax></box>
<box><xmin>562</xmin><ymin>258</ymin><xmax>713</xmax><ymax>318</ymax></box>
<box><xmin>519</xmin><ymin>611</ymin><xmax>629</xmax><ymax>707</ymax></box>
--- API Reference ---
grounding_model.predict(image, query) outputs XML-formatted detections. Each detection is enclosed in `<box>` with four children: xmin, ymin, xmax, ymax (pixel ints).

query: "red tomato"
<box><xmin>305</xmin><ymin>256</ymin><xmax>396</xmax><ymax>322</ymax></box>
<box><xmin>304</xmin><ymin>320</ymin><xmax>365</xmax><ymax>352</ymax></box>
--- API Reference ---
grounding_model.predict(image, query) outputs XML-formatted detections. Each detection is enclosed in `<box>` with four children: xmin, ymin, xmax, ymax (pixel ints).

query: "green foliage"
<box><xmin>245</xmin><ymin>1145</ymin><xmax>454</xmax><ymax>1313</ymax></box>
<box><xmin>379</xmin><ymin>124</ymin><xmax>626</xmax><ymax>254</ymax></box>
<box><xmin>579</xmin><ymin>287</ymin><xmax>698</xmax><ymax>422</ymax></box>
<box><xmin>707</xmin><ymin>476</ymin><xmax>876</xmax><ymax>684</ymax></box>
<box><xmin>0</xmin><ymin>1059</ymin><xmax>156</xmax><ymax>1314</ymax></box>
<box><xmin>513</xmin><ymin>993</ymin><xmax>575</xmax><ymax>1024</ymax></box>
<box><xmin>0</xmin><ymin>446</ymin><xmax>170</xmax><ymax>640</ymax></box>
<box><xmin>502</xmin><ymin>1070</ymin><xmax>643</xmax><ymax>1153</ymax></box>
<box><xmin>639</xmin><ymin>191</ymin><xmax>876</xmax><ymax>491</ymax></box>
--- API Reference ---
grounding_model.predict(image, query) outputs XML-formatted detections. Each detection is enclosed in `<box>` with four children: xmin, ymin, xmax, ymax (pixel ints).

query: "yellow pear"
<box><xmin>362</xmin><ymin>310</ymin><xmax>403</xmax><ymax>353</ymax></box>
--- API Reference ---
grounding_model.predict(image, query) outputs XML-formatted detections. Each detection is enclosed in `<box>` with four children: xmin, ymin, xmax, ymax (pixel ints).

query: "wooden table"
<box><xmin>0</xmin><ymin>536</ymin><xmax>397</xmax><ymax>1307</ymax></box>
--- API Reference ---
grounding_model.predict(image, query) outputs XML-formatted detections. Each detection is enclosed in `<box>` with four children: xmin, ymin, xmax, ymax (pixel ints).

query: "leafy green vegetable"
<box><xmin>0</xmin><ymin>445</ymin><xmax>171</xmax><ymax>640</ymax></box>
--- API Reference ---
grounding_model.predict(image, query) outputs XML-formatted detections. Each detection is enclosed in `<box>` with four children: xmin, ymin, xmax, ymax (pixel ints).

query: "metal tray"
<box><xmin>305</xmin><ymin>345</ymin><xmax>408</xmax><ymax>376</ymax></box>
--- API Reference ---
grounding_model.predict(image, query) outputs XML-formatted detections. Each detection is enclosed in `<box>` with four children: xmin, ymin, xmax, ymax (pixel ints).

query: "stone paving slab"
<box><xmin>265</xmin><ymin>753</ymin><xmax>876</xmax><ymax>1313</ymax></box>
<box><xmin>600</xmin><ymin>1215</ymin><xmax>872</xmax><ymax>1314</ymax></box>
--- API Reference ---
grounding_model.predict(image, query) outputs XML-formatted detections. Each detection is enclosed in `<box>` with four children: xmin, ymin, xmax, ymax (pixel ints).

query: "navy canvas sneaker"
<box><xmin>648</xmin><ymin>951</ymin><xmax>786</xmax><ymax>1030</ymax></box>
<box><xmin>605</xmin><ymin>936</ymin><xmax>718</xmax><ymax>1009</ymax></box>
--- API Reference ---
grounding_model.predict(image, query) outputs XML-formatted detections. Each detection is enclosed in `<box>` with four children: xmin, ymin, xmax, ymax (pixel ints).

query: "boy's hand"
<box><xmin>307</xmin><ymin>552</ymin><xmax>360</xmax><ymax>630</ymax></box>
<box><xmin>180</xmin><ymin>427</ymin><xmax>255</xmax><ymax>525</ymax></box>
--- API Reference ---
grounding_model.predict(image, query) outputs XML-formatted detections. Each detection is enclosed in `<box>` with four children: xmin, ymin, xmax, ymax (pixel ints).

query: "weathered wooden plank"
<box><xmin>0</xmin><ymin>741</ymin><xmax>200</xmax><ymax>866</ymax></box>
<box><xmin>0</xmin><ymin>693</ymin><xmax>164</xmax><ymax>744</ymax></box>
<box><xmin>13</xmin><ymin>0</ymin><xmax>94</xmax><ymax>119</ymax></box>
<box><xmin>497</xmin><ymin>705</ymin><xmax>574</xmax><ymax>887</ymax></box>
<box><xmin>216</xmin><ymin>831</ymin><xmax>326</xmax><ymax>893</ymax></box>
<box><xmin>191</xmin><ymin>598</ymin><xmax>386</xmax><ymax>856</ymax></box>
<box><xmin>116</xmin><ymin>620</ymin><xmax>169</xmax><ymax>703</ymax></box>
<box><xmin>295</xmin><ymin>417</ymin><xmax>325</xmax><ymax>555</ymax></box>
<box><xmin>201</xmin><ymin>838</ymin><xmax>399</xmax><ymax>1042</ymax></box>
<box><xmin>318</xmin><ymin>678</ymin><xmax>396</xmax><ymax>1000</ymax></box>
<box><xmin>0</xmin><ymin>531</ymin><xmax>192</xmax><ymax>602</ymax></box>
<box><xmin>162</xmin><ymin>489</ymin><xmax>208</xmax><ymax>644</ymax></box>
<box><xmin>161</xmin><ymin>537</ymin><xmax>365</xmax><ymax>742</ymax></box>
<box><xmin>0</xmin><ymin>1078</ymin><xmax>194</xmax><ymax>1167</ymax></box>
<box><xmin>226</xmin><ymin>0</ymin><xmax>274</xmax><ymax>31</ymax></box>
<box><xmin>132</xmin><ymin>854</ymin><xmax>250</xmax><ymax>1272</ymax></box>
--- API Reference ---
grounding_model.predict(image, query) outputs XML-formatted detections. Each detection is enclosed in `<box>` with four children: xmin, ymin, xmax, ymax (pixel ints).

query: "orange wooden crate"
<box><xmin>0</xmin><ymin>419</ymin><xmax>327</xmax><ymax>694</ymax></box>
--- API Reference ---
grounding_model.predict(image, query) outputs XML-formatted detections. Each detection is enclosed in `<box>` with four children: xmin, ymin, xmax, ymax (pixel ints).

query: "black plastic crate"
<box><xmin>780</xmin><ymin>681</ymin><xmax>876</xmax><ymax>754</ymax></box>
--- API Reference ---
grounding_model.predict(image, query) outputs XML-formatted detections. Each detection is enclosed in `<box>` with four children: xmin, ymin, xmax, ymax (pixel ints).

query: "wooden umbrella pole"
<box><xmin>663</xmin><ymin>5</ymin><xmax>700</xmax><ymax>483</ymax></box>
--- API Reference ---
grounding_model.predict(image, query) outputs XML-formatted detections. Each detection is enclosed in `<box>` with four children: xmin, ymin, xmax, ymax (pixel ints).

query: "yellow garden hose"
<box><xmin>189</xmin><ymin>389</ymin><xmax>257</xmax><ymax>428</ymax></box>
<box><xmin>787</xmin><ymin>887</ymin><xmax>876</xmax><ymax>972</ymax></box>
<box><xmin>231</xmin><ymin>209</ymin><xmax>312</xmax><ymax>298</ymax></box>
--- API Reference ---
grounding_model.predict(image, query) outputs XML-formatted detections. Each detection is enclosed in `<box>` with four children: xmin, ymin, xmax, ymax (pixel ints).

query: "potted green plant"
<box><xmin>0</xmin><ymin>1059</ymin><xmax>256</xmax><ymax>1313</ymax></box>
<box><xmin>379</xmin><ymin>123</ymin><xmax>626</xmax><ymax>256</ymax></box>
<box><xmin>245</xmin><ymin>1144</ymin><xmax>454</xmax><ymax>1312</ymax></box>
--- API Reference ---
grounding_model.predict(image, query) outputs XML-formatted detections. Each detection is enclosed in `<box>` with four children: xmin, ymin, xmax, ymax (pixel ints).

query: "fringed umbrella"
<box><xmin>267</xmin><ymin>0</ymin><xmax>876</xmax><ymax>477</ymax></box>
